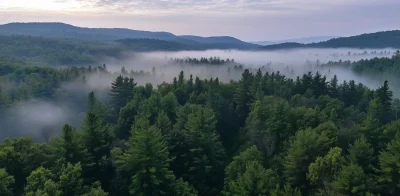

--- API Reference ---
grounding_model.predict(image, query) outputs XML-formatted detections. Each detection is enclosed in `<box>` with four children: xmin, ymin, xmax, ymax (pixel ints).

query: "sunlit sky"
<box><xmin>0</xmin><ymin>0</ymin><xmax>399</xmax><ymax>41</ymax></box>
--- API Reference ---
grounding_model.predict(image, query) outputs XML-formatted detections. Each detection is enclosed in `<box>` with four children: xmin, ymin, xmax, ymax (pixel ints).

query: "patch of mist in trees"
<box><xmin>101</xmin><ymin>48</ymin><xmax>394</xmax><ymax>90</ymax></box>
<box><xmin>0</xmin><ymin>100</ymin><xmax>81</xmax><ymax>142</ymax></box>
<box><xmin>1</xmin><ymin>48</ymin><xmax>396</xmax><ymax>141</ymax></box>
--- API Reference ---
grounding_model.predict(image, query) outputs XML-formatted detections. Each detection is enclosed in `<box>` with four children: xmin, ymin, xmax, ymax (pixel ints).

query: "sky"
<box><xmin>0</xmin><ymin>0</ymin><xmax>399</xmax><ymax>41</ymax></box>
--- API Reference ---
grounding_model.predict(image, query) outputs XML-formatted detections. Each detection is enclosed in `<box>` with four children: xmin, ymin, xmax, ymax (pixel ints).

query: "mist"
<box><xmin>1</xmin><ymin>48</ymin><xmax>397</xmax><ymax>141</ymax></box>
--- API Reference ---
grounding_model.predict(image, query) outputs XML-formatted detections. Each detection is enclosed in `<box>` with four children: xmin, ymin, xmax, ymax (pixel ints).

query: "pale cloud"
<box><xmin>0</xmin><ymin>0</ymin><xmax>399</xmax><ymax>40</ymax></box>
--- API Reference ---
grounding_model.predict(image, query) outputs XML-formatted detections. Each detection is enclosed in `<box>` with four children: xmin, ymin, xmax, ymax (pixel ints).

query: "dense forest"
<box><xmin>260</xmin><ymin>30</ymin><xmax>400</xmax><ymax>50</ymax></box>
<box><xmin>2</xmin><ymin>49</ymin><xmax>400</xmax><ymax>196</ymax></box>
<box><xmin>0</xmin><ymin>35</ymin><xmax>124</xmax><ymax>66</ymax></box>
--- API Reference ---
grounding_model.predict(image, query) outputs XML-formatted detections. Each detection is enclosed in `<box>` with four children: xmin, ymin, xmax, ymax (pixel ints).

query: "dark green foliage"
<box><xmin>284</xmin><ymin>129</ymin><xmax>332</xmax><ymax>193</ymax></box>
<box><xmin>378</xmin><ymin>133</ymin><xmax>400</xmax><ymax>195</ymax></box>
<box><xmin>50</xmin><ymin>124</ymin><xmax>85</xmax><ymax>165</ymax></box>
<box><xmin>0</xmin><ymin>35</ymin><xmax>123</xmax><ymax>65</ymax></box>
<box><xmin>183</xmin><ymin>106</ymin><xmax>226</xmax><ymax>195</ymax></box>
<box><xmin>225</xmin><ymin>161</ymin><xmax>277</xmax><ymax>196</ymax></box>
<box><xmin>0</xmin><ymin>168</ymin><xmax>15</xmax><ymax>196</ymax></box>
<box><xmin>348</xmin><ymin>136</ymin><xmax>375</xmax><ymax>174</ymax></box>
<box><xmin>261</xmin><ymin>30</ymin><xmax>400</xmax><ymax>50</ymax></box>
<box><xmin>110</xmin><ymin>75</ymin><xmax>136</xmax><ymax>113</ymax></box>
<box><xmin>115</xmin><ymin>125</ymin><xmax>176</xmax><ymax>196</ymax></box>
<box><xmin>1</xmin><ymin>56</ymin><xmax>400</xmax><ymax>196</ymax></box>
<box><xmin>331</xmin><ymin>164</ymin><xmax>370</xmax><ymax>195</ymax></box>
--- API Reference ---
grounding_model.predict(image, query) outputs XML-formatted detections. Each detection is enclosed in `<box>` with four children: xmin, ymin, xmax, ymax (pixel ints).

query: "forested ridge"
<box><xmin>260</xmin><ymin>30</ymin><xmax>400</xmax><ymax>50</ymax></box>
<box><xmin>2</xmin><ymin>51</ymin><xmax>400</xmax><ymax>196</ymax></box>
<box><xmin>0</xmin><ymin>35</ymin><xmax>124</xmax><ymax>66</ymax></box>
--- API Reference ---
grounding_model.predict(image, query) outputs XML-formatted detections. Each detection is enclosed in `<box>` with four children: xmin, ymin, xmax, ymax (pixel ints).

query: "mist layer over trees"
<box><xmin>1</xmin><ymin>48</ymin><xmax>400</xmax><ymax>195</ymax></box>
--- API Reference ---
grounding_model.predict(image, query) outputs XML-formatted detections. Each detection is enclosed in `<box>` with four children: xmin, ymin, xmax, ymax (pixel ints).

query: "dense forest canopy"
<box><xmin>0</xmin><ymin>23</ymin><xmax>259</xmax><ymax>50</ymax></box>
<box><xmin>2</xmin><ymin>46</ymin><xmax>400</xmax><ymax>196</ymax></box>
<box><xmin>0</xmin><ymin>35</ymin><xmax>125</xmax><ymax>66</ymax></box>
<box><xmin>260</xmin><ymin>30</ymin><xmax>400</xmax><ymax>50</ymax></box>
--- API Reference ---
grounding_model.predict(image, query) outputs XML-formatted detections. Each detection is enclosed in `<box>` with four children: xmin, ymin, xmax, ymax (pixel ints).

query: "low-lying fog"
<box><xmin>1</xmin><ymin>48</ymin><xmax>397</xmax><ymax>141</ymax></box>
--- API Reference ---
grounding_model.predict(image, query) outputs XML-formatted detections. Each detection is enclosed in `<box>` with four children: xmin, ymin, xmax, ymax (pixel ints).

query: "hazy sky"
<box><xmin>0</xmin><ymin>0</ymin><xmax>399</xmax><ymax>41</ymax></box>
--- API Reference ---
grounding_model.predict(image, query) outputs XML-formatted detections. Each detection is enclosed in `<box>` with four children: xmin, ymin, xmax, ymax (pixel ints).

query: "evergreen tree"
<box><xmin>116</xmin><ymin>94</ymin><xmax>142</xmax><ymax>139</ymax></box>
<box><xmin>115</xmin><ymin>126</ymin><xmax>176</xmax><ymax>196</ymax></box>
<box><xmin>348</xmin><ymin>136</ymin><xmax>375</xmax><ymax>174</ymax></box>
<box><xmin>81</xmin><ymin>112</ymin><xmax>111</xmax><ymax>189</ymax></box>
<box><xmin>331</xmin><ymin>164</ymin><xmax>369</xmax><ymax>195</ymax></box>
<box><xmin>226</xmin><ymin>161</ymin><xmax>276</xmax><ymax>196</ymax></box>
<box><xmin>378</xmin><ymin>133</ymin><xmax>400</xmax><ymax>195</ymax></box>
<box><xmin>82</xmin><ymin>181</ymin><xmax>108</xmax><ymax>196</ymax></box>
<box><xmin>234</xmin><ymin>69</ymin><xmax>254</xmax><ymax>125</ymax></box>
<box><xmin>307</xmin><ymin>147</ymin><xmax>346</xmax><ymax>191</ymax></box>
<box><xmin>110</xmin><ymin>75</ymin><xmax>125</xmax><ymax>112</ymax></box>
<box><xmin>59</xmin><ymin>163</ymin><xmax>85</xmax><ymax>196</ymax></box>
<box><xmin>0</xmin><ymin>168</ymin><xmax>15</xmax><ymax>196</ymax></box>
<box><xmin>50</xmin><ymin>124</ymin><xmax>84</xmax><ymax>165</ymax></box>
<box><xmin>284</xmin><ymin>129</ymin><xmax>331</xmax><ymax>193</ymax></box>
<box><xmin>271</xmin><ymin>185</ymin><xmax>302</xmax><ymax>196</ymax></box>
<box><xmin>376</xmin><ymin>80</ymin><xmax>393</xmax><ymax>124</ymax></box>
<box><xmin>184</xmin><ymin>107</ymin><xmax>226</xmax><ymax>195</ymax></box>
<box><xmin>223</xmin><ymin>146</ymin><xmax>263</xmax><ymax>195</ymax></box>
<box><xmin>24</xmin><ymin>167</ymin><xmax>61</xmax><ymax>196</ymax></box>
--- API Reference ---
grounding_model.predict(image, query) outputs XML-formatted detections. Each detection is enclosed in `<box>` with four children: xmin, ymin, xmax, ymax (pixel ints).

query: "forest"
<box><xmin>1</xmin><ymin>50</ymin><xmax>400</xmax><ymax>196</ymax></box>
<box><xmin>0</xmin><ymin>35</ymin><xmax>124</xmax><ymax>66</ymax></box>
<box><xmin>260</xmin><ymin>30</ymin><xmax>400</xmax><ymax>50</ymax></box>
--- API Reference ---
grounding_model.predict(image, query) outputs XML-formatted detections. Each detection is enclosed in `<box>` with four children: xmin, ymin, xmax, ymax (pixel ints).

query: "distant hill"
<box><xmin>0</xmin><ymin>35</ymin><xmax>124</xmax><ymax>65</ymax></box>
<box><xmin>253</xmin><ymin>36</ymin><xmax>338</xmax><ymax>46</ymax></box>
<box><xmin>117</xmin><ymin>38</ymin><xmax>190</xmax><ymax>51</ymax></box>
<box><xmin>260</xmin><ymin>31</ymin><xmax>400</xmax><ymax>50</ymax></box>
<box><xmin>0</xmin><ymin>22</ymin><xmax>259</xmax><ymax>49</ymax></box>
<box><xmin>179</xmin><ymin>35</ymin><xmax>258</xmax><ymax>49</ymax></box>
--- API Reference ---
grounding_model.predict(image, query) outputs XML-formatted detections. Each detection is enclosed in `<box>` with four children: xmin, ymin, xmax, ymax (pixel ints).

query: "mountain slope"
<box><xmin>260</xmin><ymin>30</ymin><xmax>400</xmax><ymax>50</ymax></box>
<box><xmin>0</xmin><ymin>35</ymin><xmax>124</xmax><ymax>65</ymax></box>
<box><xmin>0</xmin><ymin>22</ymin><xmax>260</xmax><ymax>49</ymax></box>
<box><xmin>180</xmin><ymin>35</ymin><xmax>259</xmax><ymax>48</ymax></box>
<box><xmin>253</xmin><ymin>36</ymin><xmax>338</xmax><ymax>46</ymax></box>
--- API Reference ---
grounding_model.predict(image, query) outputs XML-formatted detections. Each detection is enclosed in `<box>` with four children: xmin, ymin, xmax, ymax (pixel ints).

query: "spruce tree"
<box><xmin>50</xmin><ymin>124</ymin><xmax>85</xmax><ymax>165</ymax></box>
<box><xmin>0</xmin><ymin>168</ymin><xmax>14</xmax><ymax>196</ymax></box>
<box><xmin>184</xmin><ymin>107</ymin><xmax>226</xmax><ymax>195</ymax></box>
<box><xmin>227</xmin><ymin>161</ymin><xmax>276</xmax><ymax>196</ymax></box>
<box><xmin>115</xmin><ymin>126</ymin><xmax>176</xmax><ymax>196</ymax></box>
<box><xmin>81</xmin><ymin>112</ymin><xmax>111</xmax><ymax>188</ymax></box>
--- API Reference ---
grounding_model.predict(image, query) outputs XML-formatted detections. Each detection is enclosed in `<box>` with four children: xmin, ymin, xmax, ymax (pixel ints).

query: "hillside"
<box><xmin>0</xmin><ymin>35</ymin><xmax>124</xmax><ymax>65</ymax></box>
<box><xmin>260</xmin><ymin>30</ymin><xmax>400</xmax><ymax>50</ymax></box>
<box><xmin>117</xmin><ymin>38</ymin><xmax>191</xmax><ymax>51</ymax></box>
<box><xmin>254</xmin><ymin>36</ymin><xmax>338</xmax><ymax>46</ymax></box>
<box><xmin>0</xmin><ymin>22</ymin><xmax>259</xmax><ymax>49</ymax></box>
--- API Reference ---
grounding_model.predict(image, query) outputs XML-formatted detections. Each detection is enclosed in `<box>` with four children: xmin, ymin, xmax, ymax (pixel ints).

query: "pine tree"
<box><xmin>162</xmin><ymin>92</ymin><xmax>179</xmax><ymax>123</ymax></box>
<box><xmin>331</xmin><ymin>164</ymin><xmax>369</xmax><ymax>195</ymax></box>
<box><xmin>348</xmin><ymin>136</ymin><xmax>375</xmax><ymax>174</ymax></box>
<box><xmin>115</xmin><ymin>126</ymin><xmax>176</xmax><ymax>196</ymax></box>
<box><xmin>307</xmin><ymin>147</ymin><xmax>345</xmax><ymax>189</ymax></box>
<box><xmin>110</xmin><ymin>75</ymin><xmax>125</xmax><ymax>112</ymax></box>
<box><xmin>284</xmin><ymin>129</ymin><xmax>331</xmax><ymax>193</ymax></box>
<box><xmin>81</xmin><ymin>112</ymin><xmax>111</xmax><ymax>188</ymax></box>
<box><xmin>184</xmin><ymin>107</ymin><xmax>226</xmax><ymax>195</ymax></box>
<box><xmin>59</xmin><ymin>163</ymin><xmax>85</xmax><ymax>196</ymax></box>
<box><xmin>50</xmin><ymin>124</ymin><xmax>85</xmax><ymax>165</ymax></box>
<box><xmin>227</xmin><ymin>161</ymin><xmax>276</xmax><ymax>196</ymax></box>
<box><xmin>376</xmin><ymin>80</ymin><xmax>393</xmax><ymax>124</ymax></box>
<box><xmin>0</xmin><ymin>168</ymin><xmax>15</xmax><ymax>196</ymax></box>
<box><xmin>155</xmin><ymin>111</ymin><xmax>172</xmax><ymax>136</ymax></box>
<box><xmin>116</xmin><ymin>94</ymin><xmax>142</xmax><ymax>139</ymax></box>
<box><xmin>234</xmin><ymin>69</ymin><xmax>254</xmax><ymax>125</ymax></box>
<box><xmin>24</xmin><ymin>167</ymin><xmax>61</xmax><ymax>196</ymax></box>
<box><xmin>378</xmin><ymin>133</ymin><xmax>400</xmax><ymax>194</ymax></box>
<box><xmin>223</xmin><ymin>146</ymin><xmax>263</xmax><ymax>195</ymax></box>
<box><xmin>82</xmin><ymin>181</ymin><xmax>108</xmax><ymax>196</ymax></box>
